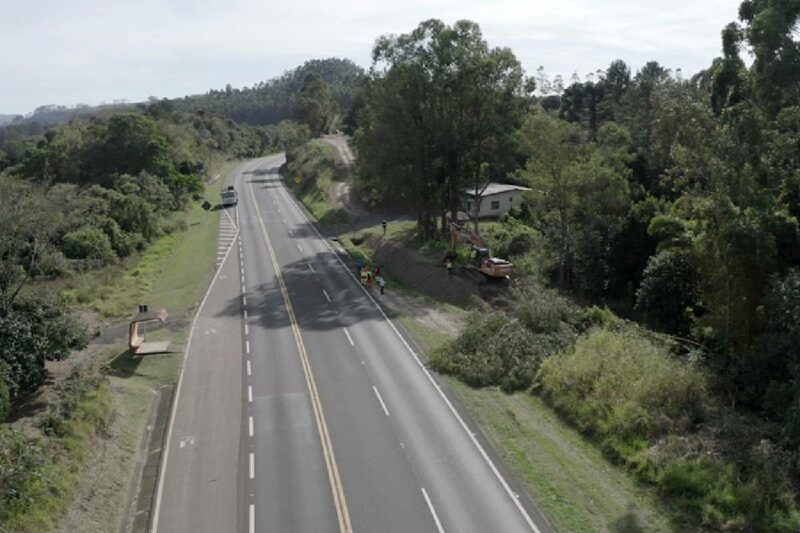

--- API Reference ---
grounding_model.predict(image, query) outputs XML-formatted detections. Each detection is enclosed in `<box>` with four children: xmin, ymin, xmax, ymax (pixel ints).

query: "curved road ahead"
<box><xmin>153</xmin><ymin>155</ymin><xmax>553</xmax><ymax>533</ymax></box>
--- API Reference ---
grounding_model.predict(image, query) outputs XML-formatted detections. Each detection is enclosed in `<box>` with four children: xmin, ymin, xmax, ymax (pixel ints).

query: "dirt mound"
<box><xmin>365</xmin><ymin>234</ymin><xmax>480</xmax><ymax>308</ymax></box>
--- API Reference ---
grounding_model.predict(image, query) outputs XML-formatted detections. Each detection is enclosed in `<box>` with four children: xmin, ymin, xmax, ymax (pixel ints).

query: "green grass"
<box><xmin>447</xmin><ymin>380</ymin><xmax>675</xmax><ymax>533</ymax></box>
<box><xmin>285</xmin><ymin>141</ymin><xmax>352</xmax><ymax>226</ymax></box>
<box><xmin>1</xmin><ymin>379</ymin><xmax>113</xmax><ymax>533</ymax></box>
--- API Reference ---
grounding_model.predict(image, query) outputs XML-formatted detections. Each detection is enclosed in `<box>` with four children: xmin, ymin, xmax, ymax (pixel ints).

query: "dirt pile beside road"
<box><xmin>364</xmin><ymin>234</ymin><xmax>480</xmax><ymax>308</ymax></box>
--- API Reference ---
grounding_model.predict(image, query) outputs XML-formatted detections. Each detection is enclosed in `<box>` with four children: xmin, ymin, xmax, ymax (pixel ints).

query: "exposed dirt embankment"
<box><xmin>360</xmin><ymin>233</ymin><xmax>480</xmax><ymax>308</ymax></box>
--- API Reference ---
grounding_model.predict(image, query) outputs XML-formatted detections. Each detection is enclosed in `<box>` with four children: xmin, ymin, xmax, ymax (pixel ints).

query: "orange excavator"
<box><xmin>445</xmin><ymin>222</ymin><xmax>513</xmax><ymax>282</ymax></box>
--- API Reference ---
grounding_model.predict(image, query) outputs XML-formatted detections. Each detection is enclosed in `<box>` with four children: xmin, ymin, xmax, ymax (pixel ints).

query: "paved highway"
<box><xmin>153</xmin><ymin>155</ymin><xmax>553</xmax><ymax>533</ymax></box>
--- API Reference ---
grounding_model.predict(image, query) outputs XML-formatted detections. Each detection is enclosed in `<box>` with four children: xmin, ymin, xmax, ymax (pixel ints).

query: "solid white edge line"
<box><xmin>249</xmin><ymin>416</ymin><xmax>254</xmax><ymax>437</ymax></box>
<box><xmin>151</xmin><ymin>160</ymin><xmax>255</xmax><ymax>533</ymax></box>
<box><xmin>323</xmin><ymin>289</ymin><xmax>331</xmax><ymax>303</ymax></box>
<box><xmin>248</xmin><ymin>385</ymin><xmax>253</xmax><ymax>403</ymax></box>
<box><xmin>249</xmin><ymin>452</ymin><xmax>255</xmax><ymax>479</ymax></box>
<box><xmin>343</xmin><ymin>327</ymin><xmax>354</xmax><ymax>347</ymax></box>
<box><xmin>246</xmin><ymin>360</ymin><xmax>252</xmax><ymax>376</ymax></box>
<box><xmin>372</xmin><ymin>385</ymin><xmax>390</xmax><ymax>417</ymax></box>
<box><xmin>280</xmin><ymin>177</ymin><xmax>542</xmax><ymax>533</ymax></box>
<box><xmin>249</xmin><ymin>504</ymin><xmax>255</xmax><ymax>533</ymax></box>
<box><xmin>421</xmin><ymin>488</ymin><xmax>445</xmax><ymax>533</ymax></box>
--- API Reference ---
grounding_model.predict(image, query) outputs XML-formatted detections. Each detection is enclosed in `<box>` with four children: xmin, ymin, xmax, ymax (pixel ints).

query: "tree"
<box><xmin>354</xmin><ymin>19</ymin><xmax>528</xmax><ymax>239</ymax></box>
<box><xmin>517</xmin><ymin>109</ymin><xmax>631</xmax><ymax>293</ymax></box>
<box><xmin>295</xmin><ymin>72</ymin><xmax>337</xmax><ymax>136</ymax></box>
<box><xmin>737</xmin><ymin>0</ymin><xmax>800</xmax><ymax>115</ymax></box>
<box><xmin>635</xmin><ymin>250</ymin><xmax>699</xmax><ymax>335</ymax></box>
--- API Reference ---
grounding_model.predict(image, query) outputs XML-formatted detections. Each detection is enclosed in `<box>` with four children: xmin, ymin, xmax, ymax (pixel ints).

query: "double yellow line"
<box><xmin>247</xmin><ymin>177</ymin><xmax>353</xmax><ymax>533</ymax></box>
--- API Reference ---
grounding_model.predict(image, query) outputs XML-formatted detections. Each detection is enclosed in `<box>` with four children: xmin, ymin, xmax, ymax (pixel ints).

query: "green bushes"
<box><xmin>635</xmin><ymin>250</ymin><xmax>699</xmax><ymax>336</ymax></box>
<box><xmin>283</xmin><ymin>141</ymin><xmax>352</xmax><ymax>226</ymax></box>
<box><xmin>0</xmin><ymin>296</ymin><xmax>89</xmax><ymax>401</ymax></box>
<box><xmin>538</xmin><ymin>327</ymin><xmax>800</xmax><ymax>529</ymax></box>
<box><xmin>0</xmin><ymin>367</ymin><xmax>111</xmax><ymax>532</ymax></box>
<box><xmin>539</xmin><ymin>328</ymin><xmax>708</xmax><ymax>442</ymax></box>
<box><xmin>62</xmin><ymin>227</ymin><xmax>116</xmax><ymax>263</ymax></box>
<box><xmin>432</xmin><ymin>287</ymin><xmax>578</xmax><ymax>391</ymax></box>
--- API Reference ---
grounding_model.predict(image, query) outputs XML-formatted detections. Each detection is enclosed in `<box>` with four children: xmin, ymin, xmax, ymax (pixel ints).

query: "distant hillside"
<box><xmin>171</xmin><ymin>58</ymin><xmax>365</xmax><ymax>125</ymax></box>
<box><xmin>9</xmin><ymin>102</ymin><xmax>138</xmax><ymax>127</ymax></box>
<box><xmin>0</xmin><ymin>114</ymin><xmax>21</xmax><ymax>126</ymax></box>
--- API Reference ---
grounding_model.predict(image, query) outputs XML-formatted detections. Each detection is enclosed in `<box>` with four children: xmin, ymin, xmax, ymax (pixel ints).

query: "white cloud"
<box><xmin>0</xmin><ymin>0</ymin><xmax>741</xmax><ymax>113</ymax></box>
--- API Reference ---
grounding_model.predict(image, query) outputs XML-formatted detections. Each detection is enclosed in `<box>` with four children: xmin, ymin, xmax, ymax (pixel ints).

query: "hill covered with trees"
<box><xmin>171</xmin><ymin>58</ymin><xmax>365</xmax><ymax>126</ymax></box>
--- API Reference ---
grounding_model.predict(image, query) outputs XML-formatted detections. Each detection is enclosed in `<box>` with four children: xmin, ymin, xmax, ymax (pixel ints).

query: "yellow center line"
<box><xmin>247</xmin><ymin>175</ymin><xmax>353</xmax><ymax>533</ymax></box>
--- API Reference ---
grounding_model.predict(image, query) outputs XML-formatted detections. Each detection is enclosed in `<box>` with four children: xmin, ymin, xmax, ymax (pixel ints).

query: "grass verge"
<box><xmin>282</xmin><ymin>141</ymin><xmax>352</xmax><ymax>226</ymax></box>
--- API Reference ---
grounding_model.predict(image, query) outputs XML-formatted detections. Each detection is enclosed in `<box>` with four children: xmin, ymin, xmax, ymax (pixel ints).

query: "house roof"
<box><xmin>462</xmin><ymin>182</ymin><xmax>531</xmax><ymax>198</ymax></box>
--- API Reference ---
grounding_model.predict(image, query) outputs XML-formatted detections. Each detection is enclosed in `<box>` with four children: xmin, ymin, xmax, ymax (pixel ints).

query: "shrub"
<box><xmin>61</xmin><ymin>227</ymin><xmax>116</xmax><ymax>263</ymax></box>
<box><xmin>486</xmin><ymin>219</ymin><xmax>540</xmax><ymax>258</ymax></box>
<box><xmin>635</xmin><ymin>250</ymin><xmax>699</xmax><ymax>336</ymax></box>
<box><xmin>539</xmin><ymin>327</ymin><xmax>708</xmax><ymax>442</ymax></box>
<box><xmin>0</xmin><ymin>369</ymin><xmax>8</xmax><ymax>423</ymax></box>
<box><xmin>433</xmin><ymin>286</ymin><xmax>580</xmax><ymax>391</ymax></box>
<box><xmin>0</xmin><ymin>296</ymin><xmax>89</xmax><ymax>400</ymax></box>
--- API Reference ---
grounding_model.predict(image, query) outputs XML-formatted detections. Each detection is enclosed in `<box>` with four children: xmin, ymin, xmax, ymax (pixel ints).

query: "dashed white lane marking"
<box><xmin>323</xmin><ymin>289</ymin><xmax>331</xmax><ymax>303</ymax></box>
<box><xmin>282</xmin><ymin>217</ymin><xmax>288</xmax><ymax>224</ymax></box>
<box><xmin>343</xmin><ymin>327</ymin><xmax>354</xmax><ymax>347</ymax></box>
<box><xmin>245</xmin><ymin>340</ymin><xmax>250</xmax><ymax>354</ymax></box>
<box><xmin>241</xmin><ymin>275</ymin><xmax>245</xmax><ymax>284</ymax></box>
<box><xmin>248</xmin><ymin>416</ymin><xmax>254</xmax><ymax>437</ymax></box>
<box><xmin>243</xmin><ymin>296</ymin><xmax>248</xmax><ymax>306</ymax></box>
<box><xmin>246</xmin><ymin>360</ymin><xmax>252</xmax><ymax>376</ymax></box>
<box><xmin>297</xmin><ymin>243</ymin><xmax>303</xmax><ymax>252</ymax></box>
<box><xmin>422</xmin><ymin>488</ymin><xmax>445</xmax><ymax>533</ymax></box>
<box><xmin>241</xmin><ymin>268</ymin><xmax>245</xmax><ymax>276</ymax></box>
<box><xmin>249</xmin><ymin>504</ymin><xmax>255</xmax><ymax>533</ymax></box>
<box><xmin>288</xmin><ymin>230</ymin><xmax>293</xmax><ymax>237</ymax></box>
<box><xmin>244</xmin><ymin>324</ymin><xmax>249</xmax><ymax>336</ymax></box>
<box><xmin>244</xmin><ymin>310</ymin><xmax>248</xmax><ymax>320</ymax></box>
<box><xmin>277</xmin><ymin>175</ymin><xmax>541</xmax><ymax>532</ymax></box>
<box><xmin>248</xmin><ymin>385</ymin><xmax>253</xmax><ymax>403</ymax></box>
<box><xmin>372</xmin><ymin>386</ymin><xmax>390</xmax><ymax>417</ymax></box>
<box><xmin>308</xmin><ymin>264</ymin><xmax>315</xmax><ymax>273</ymax></box>
<box><xmin>249</xmin><ymin>452</ymin><xmax>255</xmax><ymax>479</ymax></box>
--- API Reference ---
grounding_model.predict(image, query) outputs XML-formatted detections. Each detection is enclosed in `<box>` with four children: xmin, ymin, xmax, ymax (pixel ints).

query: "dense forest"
<box><xmin>350</xmin><ymin>3</ymin><xmax>800</xmax><ymax>529</ymax></box>
<box><xmin>171</xmin><ymin>58</ymin><xmax>365</xmax><ymax>126</ymax></box>
<box><xmin>0</xmin><ymin>105</ymin><xmax>309</xmax><ymax>411</ymax></box>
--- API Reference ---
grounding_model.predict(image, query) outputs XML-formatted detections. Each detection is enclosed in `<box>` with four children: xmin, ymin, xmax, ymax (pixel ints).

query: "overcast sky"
<box><xmin>0</xmin><ymin>0</ymin><xmax>742</xmax><ymax>115</ymax></box>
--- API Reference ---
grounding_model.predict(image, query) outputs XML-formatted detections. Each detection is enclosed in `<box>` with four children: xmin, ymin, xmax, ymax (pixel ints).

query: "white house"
<box><xmin>461</xmin><ymin>182</ymin><xmax>531</xmax><ymax>219</ymax></box>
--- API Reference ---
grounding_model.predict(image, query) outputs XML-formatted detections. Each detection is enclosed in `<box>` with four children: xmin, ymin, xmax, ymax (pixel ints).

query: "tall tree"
<box><xmin>355</xmin><ymin>19</ymin><xmax>528</xmax><ymax>239</ymax></box>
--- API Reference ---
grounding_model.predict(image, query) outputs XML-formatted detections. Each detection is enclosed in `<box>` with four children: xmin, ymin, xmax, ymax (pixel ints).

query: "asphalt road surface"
<box><xmin>153</xmin><ymin>156</ymin><xmax>554</xmax><ymax>533</ymax></box>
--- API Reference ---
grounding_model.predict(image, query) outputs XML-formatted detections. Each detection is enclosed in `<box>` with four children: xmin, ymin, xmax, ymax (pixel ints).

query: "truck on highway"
<box><xmin>221</xmin><ymin>185</ymin><xmax>238</xmax><ymax>207</ymax></box>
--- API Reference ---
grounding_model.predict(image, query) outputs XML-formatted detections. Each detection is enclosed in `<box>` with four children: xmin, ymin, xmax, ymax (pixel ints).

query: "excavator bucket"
<box><xmin>129</xmin><ymin>308</ymin><xmax>175</xmax><ymax>355</ymax></box>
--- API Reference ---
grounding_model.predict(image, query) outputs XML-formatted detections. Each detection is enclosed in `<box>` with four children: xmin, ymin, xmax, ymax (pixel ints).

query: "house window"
<box><xmin>491</xmin><ymin>200</ymin><xmax>500</xmax><ymax>210</ymax></box>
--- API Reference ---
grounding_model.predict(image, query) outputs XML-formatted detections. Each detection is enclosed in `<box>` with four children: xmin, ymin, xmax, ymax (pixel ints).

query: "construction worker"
<box><xmin>366</xmin><ymin>272</ymin><xmax>373</xmax><ymax>289</ymax></box>
<box><xmin>379</xmin><ymin>276</ymin><xmax>386</xmax><ymax>295</ymax></box>
<box><xmin>361</xmin><ymin>265</ymin><xmax>369</xmax><ymax>285</ymax></box>
<box><xmin>374</xmin><ymin>264</ymin><xmax>382</xmax><ymax>277</ymax></box>
<box><xmin>356</xmin><ymin>257</ymin><xmax>363</xmax><ymax>273</ymax></box>
<box><xmin>382</xmin><ymin>219</ymin><xmax>387</xmax><ymax>235</ymax></box>
<box><xmin>446</xmin><ymin>258</ymin><xmax>453</xmax><ymax>275</ymax></box>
